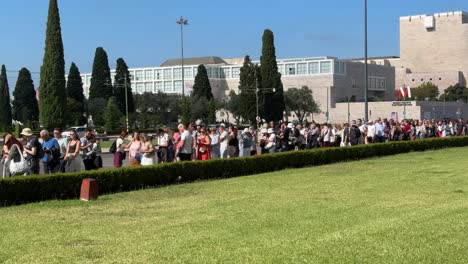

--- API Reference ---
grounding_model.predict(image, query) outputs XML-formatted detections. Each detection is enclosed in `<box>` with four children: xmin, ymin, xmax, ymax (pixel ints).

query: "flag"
<box><xmin>397</xmin><ymin>88</ymin><xmax>403</xmax><ymax>99</ymax></box>
<box><xmin>406</xmin><ymin>86</ymin><xmax>411</xmax><ymax>98</ymax></box>
<box><xmin>399</xmin><ymin>87</ymin><xmax>405</xmax><ymax>99</ymax></box>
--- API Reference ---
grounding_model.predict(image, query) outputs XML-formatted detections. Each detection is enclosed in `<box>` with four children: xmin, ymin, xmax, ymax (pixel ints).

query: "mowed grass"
<box><xmin>1</xmin><ymin>148</ymin><xmax>468</xmax><ymax>263</ymax></box>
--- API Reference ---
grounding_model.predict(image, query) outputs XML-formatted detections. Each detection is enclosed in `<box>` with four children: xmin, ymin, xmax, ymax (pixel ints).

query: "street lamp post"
<box><xmin>364</xmin><ymin>0</ymin><xmax>369</xmax><ymax>122</ymax></box>
<box><xmin>176</xmin><ymin>17</ymin><xmax>188</xmax><ymax>96</ymax></box>
<box><xmin>124</xmin><ymin>73</ymin><xmax>130</xmax><ymax>133</ymax></box>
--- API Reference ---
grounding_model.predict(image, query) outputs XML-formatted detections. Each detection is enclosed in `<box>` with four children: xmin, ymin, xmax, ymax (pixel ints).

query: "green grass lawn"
<box><xmin>1</xmin><ymin>147</ymin><xmax>468</xmax><ymax>263</ymax></box>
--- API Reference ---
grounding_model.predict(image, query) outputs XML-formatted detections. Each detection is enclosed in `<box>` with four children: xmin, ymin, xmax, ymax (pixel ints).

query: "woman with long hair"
<box><xmin>197</xmin><ymin>128</ymin><xmax>211</xmax><ymax>160</ymax></box>
<box><xmin>140</xmin><ymin>134</ymin><xmax>155</xmax><ymax>166</ymax></box>
<box><xmin>64</xmin><ymin>130</ymin><xmax>82</xmax><ymax>172</ymax></box>
<box><xmin>125</xmin><ymin>131</ymin><xmax>142</xmax><ymax>165</ymax></box>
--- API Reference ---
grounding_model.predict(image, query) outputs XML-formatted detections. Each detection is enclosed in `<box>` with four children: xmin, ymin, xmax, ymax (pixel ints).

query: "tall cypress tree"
<box><xmin>12</xmin><ymin>68</ymin><xmax>39</xmax><ymax>124</ymax></box>
<box><xmin>114</xmin><ymin>58</ymin><xmax>134</xmax><ymax>115</ymax></box>
<box><xmin>66</xmin><ymin>63</ymin><xmax>86</xmax><ymax>125</ymax></box>
<box><xmin>192</xmin><ymin>64</ymin><xmax>213</xmax><ymax>100</ymax></box>
<box><xmin>260</xmin><ymin>29</ymin><xmax>284</xmax><ymax>122</ymax></box>
<box><xmin>89</xmin><ymin>47</ymin><xmax>112</xmax><ymax>100</ymax></box>
<box><xmin>39</xmin><ymin>0</ymin><xmax>67</xmax><ymax>128</ymax></box>
<box><xmin>0</xmin><ymin>65</ymin><xmax>12</xmax><ymax>129</ymax></box>
<box><xmin>238</xmin><ymin>55</ymin><xmax>260</xmax><ymax>124</ymax></box>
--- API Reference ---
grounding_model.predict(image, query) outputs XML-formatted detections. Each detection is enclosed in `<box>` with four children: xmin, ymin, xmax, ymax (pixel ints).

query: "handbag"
<box><xmin>199</xmin><ymin>147</ymin><xmax>206</xmax><ymax>153</ymax></box>
<box><xmin>9</xmin><ymin>144</ymin><xmax>29</xmax><ymax>176</ymax></box>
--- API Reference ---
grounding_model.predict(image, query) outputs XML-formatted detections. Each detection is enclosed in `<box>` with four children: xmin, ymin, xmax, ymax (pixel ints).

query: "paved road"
<box><xmin>1</xmin><ymin>153</ymin><xmax>132</xmax><ymax>178</ymax></box>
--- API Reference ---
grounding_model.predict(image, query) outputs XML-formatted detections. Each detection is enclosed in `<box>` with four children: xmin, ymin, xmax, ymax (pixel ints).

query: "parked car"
<box><xmin>61</xmin><ymin>126</ymin><xmax>87</xmax><ymax>139</ymax></box>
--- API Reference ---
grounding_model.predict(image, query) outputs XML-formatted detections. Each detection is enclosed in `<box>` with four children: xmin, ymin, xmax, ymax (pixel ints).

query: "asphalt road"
<box><xmin>1</xmin><ymin>153</ymin><xmax>130</xmax><ymax>178</ymax></box>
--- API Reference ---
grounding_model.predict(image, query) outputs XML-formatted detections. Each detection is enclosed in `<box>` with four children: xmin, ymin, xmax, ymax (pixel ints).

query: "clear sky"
<box><xmin>1</xmin><ymin>0</ymin><xmax>467</xmax><ymax>87</ymax></box>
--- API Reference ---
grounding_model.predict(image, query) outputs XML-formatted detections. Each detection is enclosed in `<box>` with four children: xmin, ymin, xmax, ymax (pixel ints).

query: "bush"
<box><xmin>1</xmin><ymin>137</ymin><xmax>468</xmax><ymax>207</ymax></box>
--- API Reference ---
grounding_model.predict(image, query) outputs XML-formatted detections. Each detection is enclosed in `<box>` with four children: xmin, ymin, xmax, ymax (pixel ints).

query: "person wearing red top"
<box><xmin>196</xmin><ymin>128</ymin><xmax>211</xmax><ymax>160</ymax></box>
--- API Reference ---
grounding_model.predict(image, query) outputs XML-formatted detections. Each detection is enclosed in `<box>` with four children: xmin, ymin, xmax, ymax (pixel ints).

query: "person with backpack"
<box><xmin>20</xmin><ymin>128</ymin><xmax>42</xmax><ymax>175</ymax></box>
<box><xmin>40</xmin><ymin>129</ymin><xmax>60</xmax><ymax>174</ymax></box>
<box><xmin>112</xmin><ymin>130</ymin><xmax>127</xmax><ymax>168</ymax></box>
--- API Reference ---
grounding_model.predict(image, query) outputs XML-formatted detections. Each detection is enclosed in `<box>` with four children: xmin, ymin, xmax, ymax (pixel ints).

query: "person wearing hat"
<box><xmin>349</xmin><ymin>120</ymin><xmax>361</xmax><ymax>146</ymax></box>
<box><xmin>21</xmin><ymin>128</ymin><xmax>41</xmax><ymax>175</ymax></box>
<box><xmin>265</xmin><ymin>128</ymin><xmax>277</xmax><ymax>153</ymax></box>
<box><xmin>239</xmin><ymin>128</ymin><xmax>252</xmax><ymax>157</ymax></box>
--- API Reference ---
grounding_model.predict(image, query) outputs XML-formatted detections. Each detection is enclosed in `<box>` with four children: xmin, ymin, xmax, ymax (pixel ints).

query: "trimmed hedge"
<box><xmin>1</xmin><ymin>136</ymin><xmax>468</xmax><ymax>207</ymax></box>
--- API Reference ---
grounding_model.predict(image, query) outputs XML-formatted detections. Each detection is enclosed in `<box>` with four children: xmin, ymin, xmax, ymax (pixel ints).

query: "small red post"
<box><xmin>80</xmin><ymin>178</ymin><xmax>99</xmax><ymax>201</ymax></box>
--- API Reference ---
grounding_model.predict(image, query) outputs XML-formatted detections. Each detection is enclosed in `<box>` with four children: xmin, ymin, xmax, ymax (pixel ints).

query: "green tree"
<box><xmin>66</xmin><ymin>62</ymin><xmax>86</xmax><ymax>125</ymax></box>
<box><xmin>38</xmin><ymin>0</ymin><xmax>67</xmax><ymax>128</ymax></box>
<box><xmin>226</xmin><ymin>90</ymin><xmax>243</xmax><ymax>125</ymax></box>
<box><xmin>0</xmin><ymin>65</ymin><xmax>13</xmax><ymax>129</ymax></box>
<box><xmin>260</xmin><ymin>29</ymin><xmax>284</xmax><ymax>122</ymax></box>
<box><xmin>440</xmin><ymin>83</ymin><xmax>468</xmax><ymax>102</ymax></box>
<box><xmin>284</xmin><ymin>86</ymin><xmax>320</xmax><ymax>123</ymax></box>
<box><xmin>113</xmin><ymin>58</ymin><xmax>135</xmax><ymax>115</ymax></box>
<box><xmin>192</xmin><ymin>64</ymin><xmax>213</xmax><ymax>100</ymax></box>
<box><xmin>12</xmin><ymin>68</ymin><xmax>39</xmax><ymax>124</ymax></box>
<box><xmin>179</xmin><ymin>96</ymin><xmax>192</xmax><ymax>126</ymax></box>
<box><xmin>134</xmin><ymin>92</ymin><xmax>180</xmax><ymax>128</ymax></box>
<box><xmin>87</xmin><ymin>98</ymin><xmax>107</xmax><ymax>126</ymax></box>
<box><xmin>104</xmin><ymin>97</ymin><xmax>122</xmax><ymax>131</ymax></box>
<box><xmin>89</xmin><ymin>47</ymin><xmax>112</xmax><ymax>101</ymax></box>
<box><xmin>238</xmin><ymin>55</ymin><xmax>260</xmax><ymax>125</ymax></box>
<box><xmin>411</xmin><ymin>82</ymin><xmax>439</xmax><ymax>100</ymax></box>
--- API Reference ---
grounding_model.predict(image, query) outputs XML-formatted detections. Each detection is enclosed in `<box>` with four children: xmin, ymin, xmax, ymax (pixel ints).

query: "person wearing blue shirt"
<box><xmin>374</xmin><ymin>119</ymin><xmax>385</xmax><ymax>143</ymax></box>
<box><xmin>40</xmin><ymin>129</ymin><xmax>60</xmax><ymax>174</ymax></box>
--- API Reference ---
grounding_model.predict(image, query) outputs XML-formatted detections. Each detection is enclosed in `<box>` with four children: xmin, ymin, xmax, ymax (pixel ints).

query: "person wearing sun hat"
<box><xmin>20</xmin><ymin>128</ymin><xmax>40</xmax><ymax>175</ymax></box>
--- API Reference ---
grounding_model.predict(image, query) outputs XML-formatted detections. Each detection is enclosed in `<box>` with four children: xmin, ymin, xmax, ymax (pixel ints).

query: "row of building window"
<box><xmin>368</xmin><ymin>77</ymin><xmax>386</xmax><ymax>91</ymax></box>
<box><xmin>133</xmin><ymin>81</ymin><xmax>184</xmax><ymax>94</ymax></box>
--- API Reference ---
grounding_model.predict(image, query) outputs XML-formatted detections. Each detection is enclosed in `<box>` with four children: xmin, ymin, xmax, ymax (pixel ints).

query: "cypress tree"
<box><xmin>114</xmin><ymin>58</ymin><xmax>134</xmax><ymax>114</ymax></box>
<box><xmin>104</xmin><ymin>97</ymin><xmax>122</xmax><ymax>131</ymax></box>
<box><xmin>260</xmin><ymin>29</ymin><xmax>285</xmax><ymax>122</ymax></box>
<box><xmin>89</xmin><ymin>47</ymin><xmax>112</xmax><ymax>101</ymax></box>
<box><xmin>238</xmin><ymin>55</ymin><xmax>260</xmax><ymax>124</ymax></box>
<box><xmin>0</xmin><ymin>65</ymin><xmax>13</xmax><ymax>129</ymax></box>
<box><xmin>39</xmin><ymin>0</ymin><xmax>67</xmax><ymax>128</ymax></box>
<box><xmin>12</xmin><ymin>68</ymin><xmax>39</xmax><ymax>124</ymax></box>
<box><xmin>66</xmin><ymin>63</ymin><xmax>86</xmax><ymax>125</ymax></box>
<box><xmin>192</xmin><ymin>64</ymin><xmax>213</xmax><ymax>100</ymax></box>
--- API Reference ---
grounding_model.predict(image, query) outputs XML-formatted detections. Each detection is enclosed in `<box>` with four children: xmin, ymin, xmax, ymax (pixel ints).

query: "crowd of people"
<box><xmin>2</xmin><ymin>117</ymin><xmax>468</xmax><ymax>177</ymax></box>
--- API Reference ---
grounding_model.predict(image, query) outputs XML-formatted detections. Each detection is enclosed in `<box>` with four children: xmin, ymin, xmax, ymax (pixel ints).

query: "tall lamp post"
<box><xmin>364</xmin><ymin>0</ymin><xmax>369</xmax><ymax>122</ymax></box>
<box><xmin>176</xmin><ymin>17</ymin><xmax>188</xmax><ymax>96</ymax></box>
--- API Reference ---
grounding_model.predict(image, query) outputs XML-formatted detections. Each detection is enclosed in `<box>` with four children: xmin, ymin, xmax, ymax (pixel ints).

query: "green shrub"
<box><xmin>1</xmin><ymin>136</ymin><xmax>468</xmax><ymax>207</ymax></box>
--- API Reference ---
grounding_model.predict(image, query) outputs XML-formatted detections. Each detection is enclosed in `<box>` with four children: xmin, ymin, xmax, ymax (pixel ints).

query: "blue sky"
<box><xmin>1</xmin><ymin>0</ymin><xmax>467</xmax><ymax>86</ymax></box>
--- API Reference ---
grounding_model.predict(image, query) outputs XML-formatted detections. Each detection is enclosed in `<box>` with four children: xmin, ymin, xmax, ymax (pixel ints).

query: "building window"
<box><xmin>286</xmin><ymin>64</ymin><xmax>295</xmax><ymax>75</ymax></box>
<box><xmin>164</xmin><ymin>81</ymin><xmax>173</xmax><ymax>92</ymax></box>
<box><xmin>221</xmin><ymin>68</ymin><xmax>231</xmax><ymax>78</ymax></box>
<box><xmin>163</xmin><ymin>69</ymin><xmax>172</xmax><ymax>80</ymax></box>
<box><xmin>278</xmin><ymin>64</ymin><xmax>285</xmax><ymax>75</ymax></box>
<box><xmin>174</xmin><ymin>80</ymin><xmax>182</xmax><ymax>92</ymax></box>
<box><xmin>205</xmin><ymin>67</ymin><xmax>212</xmax><ymax>78</ymax></box>
<box><xmin>145</xmin><ymin>82</ymin><xmax>153</xmax><ymax>92</ymax></box>
<box><xmin>320</xmin><ymin>61</ymin><xmax>331</xmax><ymax>73</ymax></box>
<box><xmin>193</xmin><ymin>67</ymin><xmax>198</xmax><ymax>77</ymax></box>
<box><xmin>135</xmin><ymin>70</ymin><xmax>144</xmax><ymax>81</ymax></box>
<box><xmin>334</xmin><ymin>61</ymin><xmax>340</xmax><ymax>74</ymax></box>
<box><xmin>232</xmin><ymin>67</ymin><xmax>240</xmax><ymax>78</ymax></box>
<box><xmin>136</xmin><ymin>83</ymin><xmax>144</xmax><ymax>94</ymax></box>
<box><xmin>145</xmin><ymin>70</ymin><xmax>153</xmax><ymax>81</ymax></box>
<box><xmin>297</xmin><ymin>63</ymin><xmax>307</xmax><ymax>75</ymax></box>
<box><xmin>173</xmin><ymin>68</ymin><xmax>182</xmax><ymax>79</ymax></box>
<box><xmin>155</xmin><ymin>69</ymin><xmax>162</xmax><ymax>80</ymax></box>
<box><xmin>154</xmin><ymin>82</ymin><xmax>162</xmax><ymax>92</ymax></box>
<box><xmin>211</xmin><ymin>67</ymin><xmax>219</xmax><ymax>78</ymax></box>
<box><xmin>184</xmin><ymin>67</ymin><xmax>192</xmax><ymax>78</ymax></box>
<box><xmin>309</xmin><ymin>62</ymin><xmax>319</xmax><ymax>74</ymax></box>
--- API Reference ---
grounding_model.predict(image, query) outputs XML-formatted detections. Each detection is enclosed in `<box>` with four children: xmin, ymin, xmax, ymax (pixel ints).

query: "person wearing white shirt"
<box><xmin>219</xmin><ymin>124</ymin><xmax>229</xmax><ymax>158</ymax></box>
<box><xmin>113</xmin><ymin>131</ymin><xmax>127</xmax><ymax>168</ymax></box>
<box><xmin>366</xmin><ymin>121</ymin><xmax>376</xmax><ymax>144</ymax></box>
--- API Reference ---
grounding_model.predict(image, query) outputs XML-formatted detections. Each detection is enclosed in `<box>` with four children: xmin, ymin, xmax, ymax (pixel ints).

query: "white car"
<box><xmin>61</xmin><ymin>126</ymin><xmax>87</xmax><ymax>139</ymax></box>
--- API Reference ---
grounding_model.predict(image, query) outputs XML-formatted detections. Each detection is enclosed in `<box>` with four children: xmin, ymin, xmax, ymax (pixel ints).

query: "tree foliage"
<box><xmin>113</xmin><ymin>58</ymin><xmax>134</xmax><ymax>115</ymax></box>
<box><xmin>87</xmin><ymin>98</ymin><xmax>107</xmax><ymax>127</ymax></box>
<box><xmin>134</xmin><ymin>92</ymin><xmax>181</xmax><ymax>128</ymax></box>
<box><xmin>0</xmin><ymin>65</ymin><xmax>12</xmax><ymax>129</ymax></box>
<box><xmin>38</xmin><ymin>0</ymin><xmax>67</xmax><ymax>128</ymax></box>
<box><xmin>104</xmin><ymin>97</ymin><xmax>122</xmax><ymax>131</ymax></box>
<box><xmin>89</xmin><ymin>47</ymin><xmax>112</xmax><ymax>101</ymax></box>
<box><xmin>238</xmin><ymin>55</ymin><xmax>260</xmax><ymax>125</ymax></box>
<box><xmin>440</xmin><ymin>83</ymin><xmax>468</xmax><ymax>102</ymax></box>
<box><xmin>12</xmin><ymin>68</ymin><xmax>39</xmax><ymax>124</ymax></box>
<box><xmin>226</xmin><ymin>90</ymin><xmax>243</xmax><ymax>125</ymax></box>
<box><xmin>192</xmin><ymin>64</ymin><xmax>213</xmax><ymax>100</ymax></box>
<box><xmin>66</xmin><ymin>63</ymin><xmax>86</xmax><ymax>125</ymax></box>
<box><xmin>260</xmin><ymin>29</ymin><xmax>284</xmax><ymax>122</ymax></box>
<box><xmin>284</xmin><ymin>86</ymin><xmax>320</xmax><ymax>122</ymax></box>
<box><xmin>411</xmin><ymin>82</ymin><xmax>439</xmax><ymax>100</ymax></box>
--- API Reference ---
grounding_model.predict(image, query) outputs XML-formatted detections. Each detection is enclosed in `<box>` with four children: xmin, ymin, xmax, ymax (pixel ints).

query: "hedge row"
<box><xmin>1</xmin><ymin>136</ymin><xmax>468</xmax><ymax>207</ymax></box>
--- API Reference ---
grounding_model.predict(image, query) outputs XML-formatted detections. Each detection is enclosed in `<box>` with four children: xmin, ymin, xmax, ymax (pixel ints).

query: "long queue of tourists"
<box><xmin>2</xmin><ymin>117</ymin><xmax>468</xmax><ymax>177</ymax></box>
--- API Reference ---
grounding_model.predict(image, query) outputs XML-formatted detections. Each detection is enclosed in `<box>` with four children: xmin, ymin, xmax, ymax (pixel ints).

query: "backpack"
<box><xmin>109</xmin><ymin>140</ymin><xmax>117</xmax><ymax>153</ymax></box>
<box><xmin>35</xmin><ymin>140</ymin><xmax>45</xmax><ymax>159</ymax></box>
